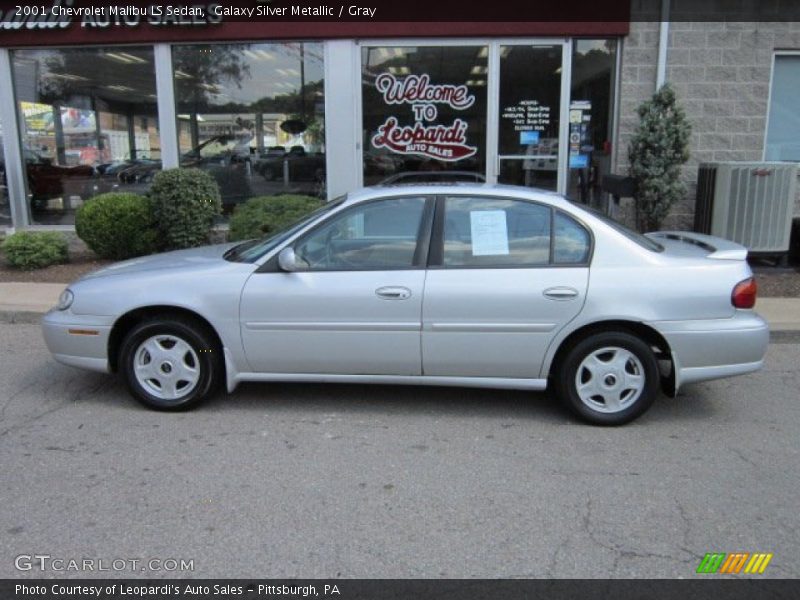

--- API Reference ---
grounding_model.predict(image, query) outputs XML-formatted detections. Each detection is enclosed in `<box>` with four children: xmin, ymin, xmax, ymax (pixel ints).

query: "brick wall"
<box><xmin>616</xmin><ymin>7</ymin><xmax>800</xmax><ymax>230</ymax></box>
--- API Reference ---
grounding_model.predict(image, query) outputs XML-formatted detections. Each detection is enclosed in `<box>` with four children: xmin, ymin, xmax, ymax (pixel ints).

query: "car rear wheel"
<box><xmin>120</xmin><ymin>316</ymin><xmax>221</xmax><ymax>410</ymax></box>
<box><xmin>556</xmin><ymin>331</ymin><xmax>659</xmax><ymax>425</ymax></box>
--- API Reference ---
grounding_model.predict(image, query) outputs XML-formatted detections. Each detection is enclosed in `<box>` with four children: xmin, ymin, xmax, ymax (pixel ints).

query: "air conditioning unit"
<box><xmin>694</xmin><ymin>162</ymin><xmax>798</xmax><ymax>257</ymax></box>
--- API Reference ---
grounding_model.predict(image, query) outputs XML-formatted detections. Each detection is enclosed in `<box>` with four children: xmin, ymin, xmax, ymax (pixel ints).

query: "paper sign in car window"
<box><xmin>470</xmin><ymin>210</ymin><xmax>509</xmax><ymax>256</ymax></box>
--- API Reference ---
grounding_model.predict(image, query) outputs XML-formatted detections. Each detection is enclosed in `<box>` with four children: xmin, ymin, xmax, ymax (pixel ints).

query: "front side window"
<box><xmin>765</xmin><ymin>54</ymin><xmax>800</xmax><ymax>162</ymax></box>
<box><xmin>294</xmin><ymin>197</ymin><xmax>427</xmax><ymax>270</ymax></box>
<box><xmin>441</xmin><ymin>196</ymin><xmax>552</xmax><ymax>267</ymax></box>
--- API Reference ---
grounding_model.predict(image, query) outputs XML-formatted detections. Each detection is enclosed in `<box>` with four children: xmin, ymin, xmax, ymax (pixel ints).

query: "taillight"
<box><xmin>732</xmin><ymin>277</ymin><xmax>757</xmax><ymax>309</ymax></box>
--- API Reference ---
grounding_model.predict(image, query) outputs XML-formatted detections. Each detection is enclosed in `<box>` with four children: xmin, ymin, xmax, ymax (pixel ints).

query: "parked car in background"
<box><xmin>97</xmin><ymin>134</ymin><xmax>252</xmax><ymax>206</ymax></box>
<box><xmin>254</xmin><ymin>145</ymin><xmax>325</xmax><ymax>183</ymax></box>
<box><xmin>1</xmin><ymin>143</ymin><xmax>97</xmax><ymax>210</ymax></box>
<box><xmin>42</xmin><ymin>184</ymin><xmax>768</xmax><ymax>425</ymax></box>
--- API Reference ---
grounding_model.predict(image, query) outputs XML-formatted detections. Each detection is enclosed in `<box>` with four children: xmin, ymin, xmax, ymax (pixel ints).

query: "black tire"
<box><xmin>554</xmin><ymin>331</ymin><xmax>659</xmax><ymax>425</ymax></box>
<box><xmin>119</xmin><ymin>316</ymin><xmax>222</xmax><ymax>411</ymax></box>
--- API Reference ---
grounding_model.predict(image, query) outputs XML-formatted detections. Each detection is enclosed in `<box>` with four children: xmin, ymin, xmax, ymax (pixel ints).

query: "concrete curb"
<box><xmin>771</xmin><ymin>330</ymin><xmax>800</xmax><ymax>343</ymax></box>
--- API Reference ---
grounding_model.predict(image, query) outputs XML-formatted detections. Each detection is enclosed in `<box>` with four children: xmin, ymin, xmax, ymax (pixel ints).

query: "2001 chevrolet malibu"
<box><xmin>42</xmin><ymin>184</ymin><xmax>769</xmax><ymax>425</ymax></box>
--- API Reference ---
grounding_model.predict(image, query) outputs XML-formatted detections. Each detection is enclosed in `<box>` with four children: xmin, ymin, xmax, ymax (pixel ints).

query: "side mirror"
<box><xmin>277</xmin><ymin>247</ymin><xmax>299</xmax><ymax>272</ymax></box>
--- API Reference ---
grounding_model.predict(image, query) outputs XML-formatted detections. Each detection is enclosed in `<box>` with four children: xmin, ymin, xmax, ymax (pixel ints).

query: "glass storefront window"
<box><xmin>361</xmin><ymin>45</ymin><xmax>488</xmax><ymax>186</ymax></box>
<box><xmin>172</xmin><ymin>42</ymin><xmax>325</xmax><ymax>209</ymax></box>
<box><xmin>765</xmin><ymin>54</ymin><xmax>800</xmax><ymax>162</ymax></box>
<box><xmin>567</xmin><ymin>39</ymin><xmax>617</xmax><ymax>206</ymax></box>
<box><xmin>0</xmin><ymin>116</ymin><xmax>11</xmax><ymax>228</ymax></box>
<box><xmin>497</xmin><ymin>45</ymin><xmax>563</xmax><ymax>191</ymax></box>
<box><xmin>11</xmin><ymin>47</ymin><xmax>159</xmax><ymax>225</ymax></box>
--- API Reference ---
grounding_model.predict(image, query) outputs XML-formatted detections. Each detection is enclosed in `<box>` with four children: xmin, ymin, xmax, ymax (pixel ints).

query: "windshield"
<box><xmin>226</xmin><ymin>196</ymin><xmax>347</xmax><ymax>263</ymax></box>
<box><xmin>571</xmin><ymin>203</ymin><xmax>664</xmax><ymax>253</ymax></box>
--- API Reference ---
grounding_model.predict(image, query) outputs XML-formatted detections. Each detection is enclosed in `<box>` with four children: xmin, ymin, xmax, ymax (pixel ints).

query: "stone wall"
<box><xmin>616</xmin><ymin>8</ymin><xmax>800</xmax><ymax>230</ymax></box>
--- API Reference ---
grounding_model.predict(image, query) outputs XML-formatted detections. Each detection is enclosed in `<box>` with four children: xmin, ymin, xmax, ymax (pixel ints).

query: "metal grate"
<box><xmin>694</xmin><ymin>162</ymin><xmax>798</xmax><ymax>253</ymax></box>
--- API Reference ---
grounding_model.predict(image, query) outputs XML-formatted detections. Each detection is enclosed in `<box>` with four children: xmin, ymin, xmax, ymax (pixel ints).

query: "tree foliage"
<box><xmin>628</xmin><ymin>84</ymin><xmax>691</xmax><ymax>232</ymax></box>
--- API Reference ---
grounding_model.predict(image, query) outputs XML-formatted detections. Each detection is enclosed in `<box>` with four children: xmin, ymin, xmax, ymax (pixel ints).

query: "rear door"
<box><xmin>422</xmin><ymin>195</ymin><xmax>591</xmax><ymax>379</ymax></box>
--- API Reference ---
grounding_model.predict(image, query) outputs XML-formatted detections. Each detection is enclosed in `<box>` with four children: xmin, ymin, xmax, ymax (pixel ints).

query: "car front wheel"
<box><xmin>556</xmin><ymin>331</ymin><xmax>659</xmax><ymax>425</ymax></box>
<box><xmin>120</xmin><ymin>316</ymin><xmax>221</xmax><ymax>410</ymax></box>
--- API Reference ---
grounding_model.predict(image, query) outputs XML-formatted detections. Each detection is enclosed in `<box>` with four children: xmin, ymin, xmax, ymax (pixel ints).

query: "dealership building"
<box><xmin>0</xmin><ymin>1</ymin><xmax>799</xmax><ymax>239</ymax></box>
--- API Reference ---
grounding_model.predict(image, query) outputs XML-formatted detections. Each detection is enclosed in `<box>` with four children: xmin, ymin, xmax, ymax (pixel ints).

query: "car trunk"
<box><xmin>646</xmin><ymin>231</ymin><xmax>749</xmax><ymax>261</ymax></box>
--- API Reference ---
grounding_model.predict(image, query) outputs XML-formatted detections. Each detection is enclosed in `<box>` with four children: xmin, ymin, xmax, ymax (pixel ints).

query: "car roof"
<box><xmin>345</xmin><ymin>183</ymin><xmax>571</xmax><ymax>209</ymax></box>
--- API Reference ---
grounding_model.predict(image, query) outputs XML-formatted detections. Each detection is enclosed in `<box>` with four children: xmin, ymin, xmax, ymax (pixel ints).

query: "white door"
<box><xmin>240</xmin><ymin>196</ymin><xmax>432</xmax><ymax>375</ymax></box>
<box><xmin>422</xmin><ymin>194</ymin><xmax>591</xmax><ymax>379</ymax></box>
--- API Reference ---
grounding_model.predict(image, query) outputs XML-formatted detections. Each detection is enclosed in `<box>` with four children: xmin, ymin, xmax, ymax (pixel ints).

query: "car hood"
<box><xmin>79</xmin><ymin>242</ymin><xmax>241</xmax><ymax>281</ymax></box>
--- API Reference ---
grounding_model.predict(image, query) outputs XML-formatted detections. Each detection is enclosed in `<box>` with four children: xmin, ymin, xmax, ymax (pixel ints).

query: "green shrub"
<box><xmin>228</xmin><ymin>195</ymin><xmax>323</xmax><ymax>242</ymax></box>
<box><xmin>149</xmin><ymin>168</ymin><xmax>222</xmax><ymax>250</ymax></box>
<box><xmin>75</xmin><ymin>192</ymin><xmax>159</xmax><ymax>260</ymax></box>
<box><xmin>1</xmin><ymin>231</ymin><xmax>68</xmax><ymax>270</ymax></box>
<box><xmin>628</xmin><ymin>83</ymin><xmax>691</xmax><ymax>232</ymax></box>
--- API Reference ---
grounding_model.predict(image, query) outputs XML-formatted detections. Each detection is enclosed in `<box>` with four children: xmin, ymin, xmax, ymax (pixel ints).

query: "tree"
<box><xmin>174</xmin><ymin>44</ymin><xmax>250</xmax><ymax>110</ymax></box>
<box><xmin>628</xmin><ymin>83</ymin><xmax>691</xmax><ymax>232</ymax></box>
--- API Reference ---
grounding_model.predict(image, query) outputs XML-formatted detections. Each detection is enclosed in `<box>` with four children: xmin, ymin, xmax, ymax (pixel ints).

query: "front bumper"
<box><xmin>42</xmin><ymin>309</ymin><xmax>114</xmax><ymax>373</ymax></box>
<box><xmin>649</xmin><ymin>310</ymin><xmax>769</xmax><ymax>391</ymax></box>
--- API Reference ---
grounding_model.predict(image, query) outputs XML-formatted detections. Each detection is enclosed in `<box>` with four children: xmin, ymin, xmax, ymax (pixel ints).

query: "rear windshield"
<box><xmin>571</xmin><ymin>203</ymin><xmax>664</xmax><ymax>252</ymax></box>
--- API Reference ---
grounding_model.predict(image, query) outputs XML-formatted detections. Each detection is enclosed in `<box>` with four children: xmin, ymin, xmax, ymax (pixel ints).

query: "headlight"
<box><xmin>56</xmin><ymin>289</ymin><xmax>74</xmax><ymax>311</ymax></box>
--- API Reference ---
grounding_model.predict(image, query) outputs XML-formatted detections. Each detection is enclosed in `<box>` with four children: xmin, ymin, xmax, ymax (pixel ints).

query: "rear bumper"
<box><xmin>649</xmin><ymin>311</ymin><xmax>769</xmax><ymax>391</ymax></box>
<box><xmin>42</xmin><ymin>309</ymin><xmax>112</xmax><ymax>374</ymax></box>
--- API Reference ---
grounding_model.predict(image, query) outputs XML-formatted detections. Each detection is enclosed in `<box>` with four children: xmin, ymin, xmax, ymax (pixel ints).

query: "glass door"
<box><xmin>491</xmin><ymin>42</ymin><xmax>569</xmax><ymax>193</ymax></box>
<box><xmin>356</xmin><ymin>40</ymin><xmax>570</xmax><ymax>192</ymax></box>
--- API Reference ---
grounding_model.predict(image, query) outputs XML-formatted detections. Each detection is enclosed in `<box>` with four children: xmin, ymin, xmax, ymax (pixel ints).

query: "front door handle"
<box><xmin>376</xmin><ymin>286</ymin><xmax>412</xmax><ymax>300</ymax></box>
<box><xmin>543</xmin><ymin>287</ymin><xmax>579</xmax><ymax>300</ymax></box>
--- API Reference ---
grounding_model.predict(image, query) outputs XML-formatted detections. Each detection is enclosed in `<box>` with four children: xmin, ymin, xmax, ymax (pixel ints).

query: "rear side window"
<box><xmin>441</xmin><ymin>196</ymin><xmax>551</xmax><ymax>267</ymax></box>
<box><xmin>554</xmin><ymin>212</ymin><xmax>591</xmax><ymax>264</ymax></box>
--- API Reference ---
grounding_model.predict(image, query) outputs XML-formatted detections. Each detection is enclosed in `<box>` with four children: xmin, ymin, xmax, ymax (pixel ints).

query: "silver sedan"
<box><xmin>42</xmin><ymin>184</ymin><xmax>769</xmax><ymax>425</ymax></box>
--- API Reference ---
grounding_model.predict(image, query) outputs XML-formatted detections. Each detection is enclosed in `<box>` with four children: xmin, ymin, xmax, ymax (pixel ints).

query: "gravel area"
<box><xmin>751</xmin><ymin>265</ymin><xmax>800</xmax><ymax>298</ymax></box>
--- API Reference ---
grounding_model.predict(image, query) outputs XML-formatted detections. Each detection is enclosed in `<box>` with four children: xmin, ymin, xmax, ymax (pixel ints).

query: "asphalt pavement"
<box><xmin>0</xmin><ymin>323</ymin><xmax>798</xmax><ymax>579</ymax></box>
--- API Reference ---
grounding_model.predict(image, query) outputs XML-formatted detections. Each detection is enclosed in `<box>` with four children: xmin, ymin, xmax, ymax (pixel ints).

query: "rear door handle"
<box><xmin>543</xmin><ymin>287</ymin><xmax>579</xmax><ymax>300</ymax></box>
<box><xmin>376</xmin><ymin>286</ymin><xmax>412</xmax><ymax>300</ymax></box>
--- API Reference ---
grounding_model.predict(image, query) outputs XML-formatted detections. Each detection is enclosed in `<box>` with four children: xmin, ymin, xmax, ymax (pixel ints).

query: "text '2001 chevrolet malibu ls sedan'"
<box><xmin>42</xmin><ymin>184</ymin><xmax>768</xmax><ymax>425</ymax></box>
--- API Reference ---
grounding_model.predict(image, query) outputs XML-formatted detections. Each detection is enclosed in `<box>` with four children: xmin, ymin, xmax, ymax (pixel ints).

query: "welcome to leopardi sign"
<box><xmin>371</xmin><ymin>72</ymin><xmax>478</xmax><ymax>163</ymax></box>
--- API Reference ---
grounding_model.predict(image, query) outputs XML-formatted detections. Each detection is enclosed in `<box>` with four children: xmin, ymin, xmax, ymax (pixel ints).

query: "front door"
<box><xmin>240</xmin><ymin>196</ymin><xmax>431</xmax><ymax>375</ymax></box>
